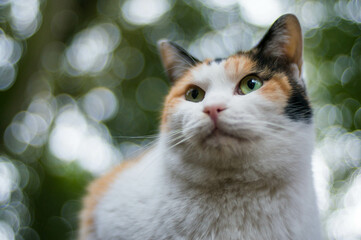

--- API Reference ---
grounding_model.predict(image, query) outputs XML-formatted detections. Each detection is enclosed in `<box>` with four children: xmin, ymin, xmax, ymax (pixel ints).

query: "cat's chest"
<box><xmin>95</xmin><ymin>161</ymin><xmax>302</xmax><ymax>240</ymax></box>
<box><xmin>151</xmin><ymin>185</ymin><xmax>295</xmax><ymax>239</ymax></box>
<box><xmin>114</xmin><ymin>181</ymin><xmax>297</xmax><ymax>240</ymax></box>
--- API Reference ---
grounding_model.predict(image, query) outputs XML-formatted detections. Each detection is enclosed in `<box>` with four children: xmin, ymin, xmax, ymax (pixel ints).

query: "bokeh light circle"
<box><xmin>0</xmin><ymin>63</ymin><xmax>16</xmax><ymax>91</ymax></box>
<box><xmin>83</xmin><ymin>87</ymin><xmax>118</xmax><ymax>122</ymax></box>
<box><xmin>121</xmin><ymin>0</ymin><xmax>171</xmax><ymax>25</ymax></box>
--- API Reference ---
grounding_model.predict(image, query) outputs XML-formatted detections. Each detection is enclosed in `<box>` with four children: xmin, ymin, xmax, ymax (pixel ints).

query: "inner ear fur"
<box><xmin>254</xmin><ymin>14</ymin><xmax>303</xmax><ymax>75</ymax></box>
<box><xmin>158</xmin><ymin>40</ymin><xmax>200</xmax><ymax>83</ymax></box>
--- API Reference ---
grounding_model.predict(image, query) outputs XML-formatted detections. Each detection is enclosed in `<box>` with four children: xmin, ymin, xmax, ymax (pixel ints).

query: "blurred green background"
<box><xmin>0</xmin><ymin>0</ymin><xmax>360</xmax><ymax>239</ymax></box>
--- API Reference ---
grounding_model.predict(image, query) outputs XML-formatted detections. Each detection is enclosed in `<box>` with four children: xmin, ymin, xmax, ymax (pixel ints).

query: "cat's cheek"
<box><xmin>168</xmin><ymin>102</ymin><xmax>210</xmax><ymax>138</ymax></box>
<box><xmin>161</xmin><ymin>97</ymin><xmax>183</xmax><ymax>131</ymax></box>
<box><xmin>179</xmin><ymin>103</ymin><xmax>204</xmax><ymax>124</ymax></box>
<box><xmin>161</xmin><ymin>100</ymin><xmax>190</xmax><ymax>132</ymax></box>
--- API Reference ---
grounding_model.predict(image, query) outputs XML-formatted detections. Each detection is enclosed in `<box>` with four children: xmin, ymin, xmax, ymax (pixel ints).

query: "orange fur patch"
<box><xmin>78</xmin><ymin>157</ymin><xmax>141</xmax><ymax>240</ymax></box>
<box><xmin>204</xmin><ymin>58</ymin><xmax>212</xmax><ymax>64</ymax></box>
<box><xmin>161</xmin><ymin>70</ymin><xmax>195</xmax><ymax>130</ymax></box>
<box><xmin>224</xmin><ymin>55</ymin><xmax>256</xmax><ymax>82</ymax></box>
<box><xmin>283</xmin><ymin>15</ymin><xmax>303</xmax><ymax>72</ymax></box>
<box><xmin>259</xmin><ymin>73</ymin><xmax>291</xmax><ymax>104</ymax></box>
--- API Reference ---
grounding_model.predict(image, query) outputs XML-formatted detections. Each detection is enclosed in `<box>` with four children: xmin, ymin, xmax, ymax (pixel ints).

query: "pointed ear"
<box><xmin>158</xmin><ymin>39</ymin><xmax>200</xmax><ymax>82</ymax></box>
<box><xmin>254</xmin><ymin>14</ymin><xmax>303</xmax><ymax>76</ymax></box>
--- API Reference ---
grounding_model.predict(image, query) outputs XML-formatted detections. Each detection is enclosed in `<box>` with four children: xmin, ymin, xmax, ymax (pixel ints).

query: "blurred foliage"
<box><xmin>0</xmin><ymin>0</ymin><xmax>361</xmax><ymax>239</ymax></box>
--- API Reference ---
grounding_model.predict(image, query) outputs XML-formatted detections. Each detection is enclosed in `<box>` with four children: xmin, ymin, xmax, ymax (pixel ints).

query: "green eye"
<box><xmin>238</xmin><ymin>75</ymin><xmax>263</xmax><ymax>95</ymax></box>
<box><xmin>185</xmin><ymin>86</ymin><xmax>205</xmax><ymax>102</ymax></box>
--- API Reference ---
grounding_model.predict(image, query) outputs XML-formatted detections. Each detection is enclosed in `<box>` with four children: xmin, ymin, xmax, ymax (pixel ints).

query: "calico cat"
<box><xmin>79</xmin><ymin>14</ymin><xmax>322</xmax><ymax>240</ymax></box>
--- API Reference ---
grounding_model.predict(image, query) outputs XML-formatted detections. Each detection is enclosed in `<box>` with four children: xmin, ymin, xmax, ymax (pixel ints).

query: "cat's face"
<box><xmin>159</xmin><ymin>14</ymin><xmax>313</xmax><ymax>170</ymax></box>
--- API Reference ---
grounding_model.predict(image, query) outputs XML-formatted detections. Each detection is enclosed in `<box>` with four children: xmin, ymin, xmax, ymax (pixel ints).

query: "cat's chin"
<box><xmin>202</xmin><ymin>128</ymin><xmax>257</xmax><ymax>147</ymax></box>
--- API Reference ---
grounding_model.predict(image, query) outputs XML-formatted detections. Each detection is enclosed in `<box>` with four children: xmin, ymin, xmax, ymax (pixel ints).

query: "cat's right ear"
<box><xmin>158</xmin><ymin>40</ymin><xmax>200</xmax><ymax>82</ymax></box>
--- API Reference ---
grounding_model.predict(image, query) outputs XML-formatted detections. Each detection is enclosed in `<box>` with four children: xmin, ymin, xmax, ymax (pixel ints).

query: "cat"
<box><xmin>78</xmin><ymin>14</ymin><xmax>322</xmax><ymax>240</ymax></box>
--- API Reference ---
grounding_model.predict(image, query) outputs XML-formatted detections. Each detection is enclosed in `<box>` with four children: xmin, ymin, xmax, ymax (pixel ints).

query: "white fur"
<box><xmin>92</xmin><ymin>63</ymin><xmax>322</xmax><ymax>240</ymax></box>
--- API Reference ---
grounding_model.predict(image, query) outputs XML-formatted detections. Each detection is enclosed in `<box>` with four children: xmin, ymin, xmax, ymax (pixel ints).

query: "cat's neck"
<box><xmin>157</xmin><ymin>133</ymin><xmax>313</xmax><ymax>191</ymax></box>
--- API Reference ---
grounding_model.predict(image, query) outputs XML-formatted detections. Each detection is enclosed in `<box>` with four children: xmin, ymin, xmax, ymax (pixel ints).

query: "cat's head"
<box><xmin>158</xmin><ymin>14</ymin><xmax>313</xmax><ymax>171</ymax></box>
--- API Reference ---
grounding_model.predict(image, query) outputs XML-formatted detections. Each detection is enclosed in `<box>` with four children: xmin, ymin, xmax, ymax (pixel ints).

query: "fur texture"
<box><xmin>79</xmin><ymin>14</ymin><xmax>322</xmax><ymax>240</ymax></box>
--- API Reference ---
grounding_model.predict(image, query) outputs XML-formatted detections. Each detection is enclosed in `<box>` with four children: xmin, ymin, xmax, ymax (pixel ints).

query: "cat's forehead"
<box><xmin>189</xmin><ymin>55</ymin><xmax>256</xmax><ymax>87</ymax></box>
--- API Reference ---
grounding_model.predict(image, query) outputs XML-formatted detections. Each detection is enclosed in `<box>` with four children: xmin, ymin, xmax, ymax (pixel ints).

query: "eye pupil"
<box><xmin>247</xmin><ymin>79</ymin><xmax>256</xmax><ymax>89</ymax></box>
<box><xmin>191</xmin><ymin>89</ymin><xmax>199</xmax><ymax>99</ymax></box>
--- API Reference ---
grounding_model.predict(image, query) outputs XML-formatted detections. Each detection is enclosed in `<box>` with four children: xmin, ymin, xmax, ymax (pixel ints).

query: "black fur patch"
<box><xmin>214</xmin><ymin>58</ymin><xmax>225</xmax><ymax>64</ymax></box>
<box><xmin>208</xmin><ymin>58</ymin><xmax>225</xmax><ymax>65</ymax></box>
<box><xmin>284</xmin><ymin>83</ymin><xmax>312</xmax><ymax>123</ymax></box>
<box><xmin>250</xmin><ymin>51</ymin><xmax>290</xmax><ymax>74</ymax></box>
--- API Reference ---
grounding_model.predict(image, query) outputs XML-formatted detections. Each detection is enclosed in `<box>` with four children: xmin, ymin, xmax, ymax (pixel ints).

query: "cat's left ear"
<box><xmin>254</xmin><ymin>14</ymin><xmax>303</xmax><ymax>78</ymax></box>
<box><xmin>158</xmin><ymin>40</ymin><xmax>200</xmax><ymax>83</ymax></box>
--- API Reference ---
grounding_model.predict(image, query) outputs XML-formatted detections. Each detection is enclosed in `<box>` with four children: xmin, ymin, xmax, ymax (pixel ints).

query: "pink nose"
<box><xmin>203</xmin><ymin>104</ymin><xmax>226</xmax><ymax>124</ymax></box>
